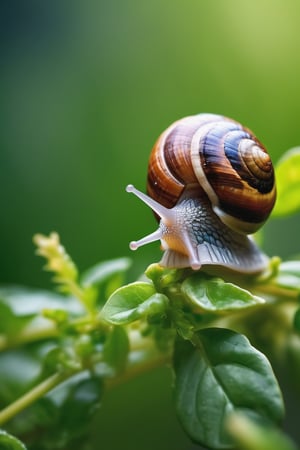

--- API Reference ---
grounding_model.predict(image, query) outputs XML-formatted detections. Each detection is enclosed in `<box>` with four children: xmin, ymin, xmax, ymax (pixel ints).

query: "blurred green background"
<box><xmin>1</xmin><ymin>1</ymin><xmax>300</xmax><ymax>449</ymax></box>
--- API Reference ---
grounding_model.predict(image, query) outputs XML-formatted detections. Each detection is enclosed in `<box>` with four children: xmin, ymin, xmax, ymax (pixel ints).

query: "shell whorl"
<box><xmin>147</xmin><ymin>114</ymin><xmax>276</xmax><ymax>234</ymax></box>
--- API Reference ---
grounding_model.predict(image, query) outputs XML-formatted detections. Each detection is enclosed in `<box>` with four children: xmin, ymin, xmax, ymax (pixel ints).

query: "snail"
<box><xmin>126</xmin><ymin>113</ymin><xmax>276</xmax><ymax>274</ymax></box>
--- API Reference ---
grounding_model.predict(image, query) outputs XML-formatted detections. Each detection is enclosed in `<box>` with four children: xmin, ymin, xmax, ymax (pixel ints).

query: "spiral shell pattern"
<box><xmin>147</xmin><ymin>114</ymin><xmax>276</xmax><ymax>234</ymax></box>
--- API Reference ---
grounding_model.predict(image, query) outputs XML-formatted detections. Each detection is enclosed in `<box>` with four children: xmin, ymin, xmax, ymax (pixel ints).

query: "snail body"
<box><xmin>127</xmin><ymin>113</ymin><xmax>276</xmax><ymax>274</ymax></box>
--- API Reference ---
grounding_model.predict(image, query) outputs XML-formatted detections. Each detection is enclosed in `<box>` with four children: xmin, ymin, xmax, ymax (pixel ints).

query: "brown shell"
<box><xmin>146</xmin><ymin>114</ymin><xmax>276</xmax><ymax>234</ymax></box>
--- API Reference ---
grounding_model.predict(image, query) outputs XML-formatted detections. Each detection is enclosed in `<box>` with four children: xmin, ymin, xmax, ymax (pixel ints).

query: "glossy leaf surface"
<box><xmin>275</xmin><ymin>261</ymin><xmax>300</xmax><ymax>291</ymax></box>
<box><xmin>103</xmin><ymin>326</ymin><xmax>129</xmax><ymax>373</ymax></box>
<box><xmin>0</xmin><ymin>430</ymin><xmax>27</xmax><ymax>450</ymax></box>
<box><xmin>174</xmin><ymin>328</ymin><xmax>284</xmax><ymax>449</ymax></box>
<box><xmin>102</xmin><ymin>282</ymin><xmax>168</xmax><ymax>325</ymax></box>
<box><xmin>182</xmin><ymin>273</ymin><xmax>264</xmax><ymax>312</ymax></box>
<box><xmin>273</xmin><ymin>147</ymin><xmax>300</xmax><ymax>217</ymax></box>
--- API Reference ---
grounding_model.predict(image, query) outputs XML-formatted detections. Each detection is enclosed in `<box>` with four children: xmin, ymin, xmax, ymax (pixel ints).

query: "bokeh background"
<box><xmin>1</xmin><ymin>1</ymin><xmax>300</xmax><ymax>449</ymax></box>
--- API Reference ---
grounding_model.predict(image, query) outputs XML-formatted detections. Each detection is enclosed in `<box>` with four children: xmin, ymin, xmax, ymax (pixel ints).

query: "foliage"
<box><xmin>0</xmin><ymin>149</ymin><xmax>300</xmax><ymax>449</ymax></box>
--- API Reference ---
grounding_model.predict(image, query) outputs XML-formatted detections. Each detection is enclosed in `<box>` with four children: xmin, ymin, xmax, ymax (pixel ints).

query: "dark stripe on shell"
<box><xmin>147</xmin><ymin>113</ymin><xmax>276</xmax><ymax>228</ymax></box>
<box><xmin>223</xmin><ymin>131</ymin><xmax>274</xmax><ymax>194</ymax></box>
<box><xmin>197</xmin><ymin>118</ymin><xmax>275</xmax><ymax>224</ymax></box>
<box><xmin>199</xmin><ymin>122</ymin><xmax>242</xmax><ymax>185</ymax></box>
<box><xmin>162</xmin><ymin>115</ymin><xmax>227</xmax><ymax>186</ymax></box>
<box><xmin>218</xmin><ymin>194</ymin><xmax>275</xmax><ymax>223</ymax></box>
<box><xmin>146</xmin><ymin>172</ymin><xmax>178</xmax><ymax>207</ymax></box>
<box><xmin>147</xmin><ymin>114</ymin><xmax>227</xmax><ymax>209</ymax></box>
<box><xmin>163</xmin><ymin>123</ymin><xmax>199</xmax><ymax>185</ymax></box>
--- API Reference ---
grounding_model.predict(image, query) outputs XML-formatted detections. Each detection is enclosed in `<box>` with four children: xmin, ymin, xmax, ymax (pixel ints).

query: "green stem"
<box><xmin>0</xmin><ymin>330</ymin><xmax>170</xmax><ymax>426</ymax></box>
<box><xmin>0</xmin><ymin>372</ymin><xmax>70</xmax><ymax>426</ymax></box>
<box><xmin>254</xmin><ymin>283</ymin><xmax>300</xmax><ymax>300</ymax></box>
<box><xmin>0</xmin><ymin>270</ymin><xmax>296</xmax><ymax>427</ymax></box>
<box><xmin>0</xmin><ymin>314</ymin><xmax>110</xmax><ymax>353</ymax></box>
<box><xmin>64</xmin><ymin>279</ymin><xmax>95</xmax><ymax>316</ymax></box>
<box><xmin>0</xmin><ymin>325</ymin><xmax>58</xmax><ymax>352</ymax></box>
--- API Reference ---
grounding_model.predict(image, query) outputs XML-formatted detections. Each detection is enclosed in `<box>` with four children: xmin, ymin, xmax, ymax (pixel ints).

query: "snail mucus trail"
<box><xmin>126</xmin><ymin>113</ymin><xmax>276</xmax><ymax>275</ymax></box>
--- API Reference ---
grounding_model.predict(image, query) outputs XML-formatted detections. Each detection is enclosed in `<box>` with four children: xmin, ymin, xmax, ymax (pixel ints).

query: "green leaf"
<box><xmin>278</xmin><ymin>261</ymin><xmax>300</xmax><ymax>277</ymax></box>
<box><xmin>0</xmin><ymin>286</ymin><xmax>83</xmax><ymax>341</ymax></box>
<box><xmin>227</xmin><ymin>413</ymin><xmax>297</xmax><ymax>450</ymax></box>
<box><xmin>81</xmin><ymin>257</ymin><xmax>132</xmax><ymax>299</ymax></box>
<box><xmin>8</xmin><ymin>372</ymin><xmax>102</xmax><ymax>450</ymax></box>
<box><xmin>45</xmin><ymin>373</ymin><xmax>102</xmax><ymax>449</ymax></box>
<box><xmin>0</xmin><ymin>302</ymin><xmax>33</xmax><ymax>337</ymax></box>
<box><xmin>274</xmin><ymin>261</ymin><xmax>300</xmax><ymax>291</ymax></box>
<box><xmin>0</xmin><ymin>341</ymin><xmax>57</xmax><ymax>404</ymax></box>
<box><xmin>103</xmin><ymin>326</ymin><xmax>129</xmax><ymax>373</ymax></box>
<box><xmin>294</xmin><ymin>308</ymin><xmax>300</xmax><ymax>333</ymax></box>
<box><xmin>0</xmin><ymin>430</ymin><xmax>27</xmax><ymax>450</ymax></box>
<box><xmin>182</xmin><ymin>273</ymin><xmax>264</xmax><ymax>313</ymax></box>
<box><xmin>42</xmin><ymin>308</ymin><xmax>69</xmax><ymax>324</ymax></box>
<box><xmin>101</xmin><ymin>282</ymin><xmax>168</xmax><ymax>325</ymax></box>
<box><xmin>0</xmin><ymin>286</ymin><xmax>84</xmax><ymax>317</ymax></box>
<box><xmin>273</xmin><ymin>147</ymin><xmax>300</xmax><ymax>217</ymax></box>
<box><xmin>174</xmin><ymin>328</ymin><xmax>284</xmax><ymax>449</ymax></box>
<box><xmin>59</xmin><ymin>376</ymin><xmax>102</xmax><ymax>437</ymax></box>
<box><xmin>8</xmin><ymin>398</ymin><xmax>59</xmax><ymax>443</ymax></box>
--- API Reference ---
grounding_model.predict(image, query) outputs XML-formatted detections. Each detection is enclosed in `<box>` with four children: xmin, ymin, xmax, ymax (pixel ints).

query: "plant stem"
<box><xmin>254</xmin><ymin>283</ymin><xmax>300</xmax><ymax>300</ymax></box>
<box><xmin>0</xmin><ymin>269</ymin><xmax>296</xmax><ymax>427</ymax></box>
<box><xmin>0</xmin><ymin>330</ymin><xmax>170</xmax><ymax>426</ymax></box>
<box><xmin>63</xmin><ymin>279</ymin><xmax>95</xmax><ymax>317</ymax></box>
<box><xmin>0</xmin><ymin>372</ymin><xmax>70</xmax><ymax>426</ymax></box>
<box><xmin>0</xmin><ymin>324</ymin><xmax>58</xmax><ymax>352</ymax></box>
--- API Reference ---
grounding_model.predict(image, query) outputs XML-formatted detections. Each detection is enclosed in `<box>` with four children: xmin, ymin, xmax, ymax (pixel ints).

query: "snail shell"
<box><xmin>127</xmin><ymin>113</ymin><xmax>276</xmax><ymax>274</ymax></box>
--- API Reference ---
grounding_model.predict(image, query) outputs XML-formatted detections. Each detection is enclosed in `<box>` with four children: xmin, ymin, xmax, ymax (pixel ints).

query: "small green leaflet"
<box><xmin>174</xmin><ymin>328</ymin><xmax>284</xmax><ymax>449</ymax></box>
<box><xmin>182</xmin><ymin>273</ymin><xmax>264</xmax><ymax>312</ymax></box>
<box><xmin>101</xmin><ymin>282</ymin><xmax>169</xmax><ymax>325</ymax></box>
<box><xmin>103</xmin><ymin>326</ymin><xmax>129</xmax><ymax>373</ymax></box>
<box><xmin>272</xmin><ymin>147</ymin><xmax>300</xmax><ymax>217</ymax></box>
<box><xmin>0</xmin><ymin>430</ymin><xmax>27</xmax><ymax>450</ymax></box>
